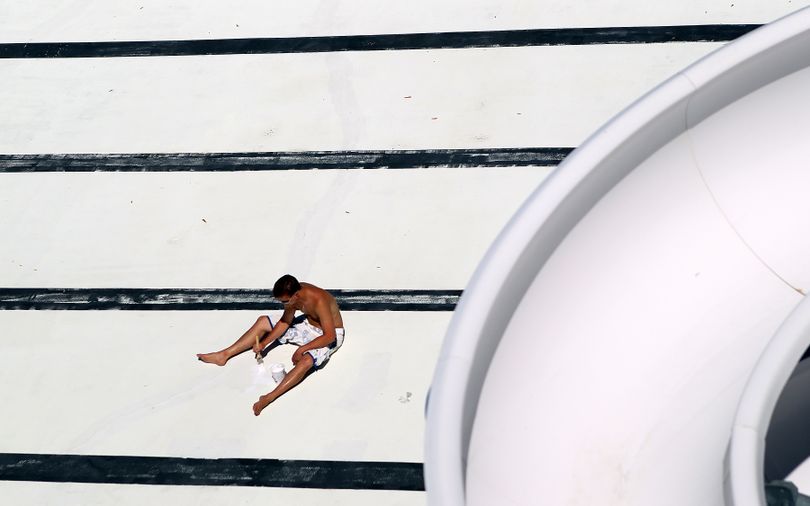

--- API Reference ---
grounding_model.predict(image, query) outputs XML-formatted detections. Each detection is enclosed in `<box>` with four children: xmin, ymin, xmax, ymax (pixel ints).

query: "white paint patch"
<box><xmin>244</xmin><ymin>361</ymin><xmax>279</xmax><ymax>395</ymax></box>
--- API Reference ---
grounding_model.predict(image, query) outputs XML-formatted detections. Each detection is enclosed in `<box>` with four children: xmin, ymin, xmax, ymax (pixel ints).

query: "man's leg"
<box><xmin>253</xmin><ymin>353</ymin><xmax>315</xmax><ymax>416</ymax></box>
<box><xmin>197</xmin><ymin>316</ymin><xmax>273</xmax><ymax>366</ymax></box>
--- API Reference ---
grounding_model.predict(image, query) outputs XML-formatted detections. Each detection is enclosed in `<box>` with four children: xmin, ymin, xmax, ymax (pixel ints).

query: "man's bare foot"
<box><xmin>196</xmin><ymin>351</ymin><xmax>228</xmax><ymax>366</ymax></box>
<box><xmin>253</xmin><ymin>395</ymin><xmax>273</xmax><ymax>416</ymax></box>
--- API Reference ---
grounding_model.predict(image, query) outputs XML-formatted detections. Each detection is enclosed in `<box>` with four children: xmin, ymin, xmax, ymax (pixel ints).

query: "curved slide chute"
<box><xmin>425</xmin><ymin>6</ymin><xmax>810</xmax><ymax>506</ymax></box>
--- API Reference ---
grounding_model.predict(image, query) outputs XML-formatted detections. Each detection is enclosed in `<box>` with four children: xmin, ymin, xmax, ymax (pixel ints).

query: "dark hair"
<box><xmin>273</xmin><ymin>274</ymin><xmax>301</xmax><ymax>298</ymax></box>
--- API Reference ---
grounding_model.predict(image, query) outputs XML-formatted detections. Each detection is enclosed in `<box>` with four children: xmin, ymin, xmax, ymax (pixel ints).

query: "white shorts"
<box><xmin>276</xmin><ymin>318</ymin><xmax>345</xmax><ymax>369</ymax></box>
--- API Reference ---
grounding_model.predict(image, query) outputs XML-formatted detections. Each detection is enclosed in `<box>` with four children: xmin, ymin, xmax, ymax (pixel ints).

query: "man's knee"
<box><xmin>297</xmin><ymin>353</ymin><xmax>315</xmax><ymax>369</ymax></box>
<box><xmin>255</xmin><ymin>315</ymin><xmax>273</xmax><ymax>332</ymax></box>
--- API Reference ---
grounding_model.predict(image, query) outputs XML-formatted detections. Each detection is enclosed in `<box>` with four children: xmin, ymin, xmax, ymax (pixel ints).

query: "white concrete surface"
<box><xmin>0</xmin><ymin>168</ymin><xmax>550</xmax><ymax>289</ymax></box>
<box><xmin>0</xmin><ymin>310</ymin><xmax>446</xmax><ymax>462</ymax></box>
<box><xmin>0</xmin><ymin>480</ymin><xmax>424</xmax><ymax>506</ymax></box>
<box><xmin>1</xmin><ymin>45</ymin><xmax>717</xmax><ymax>153</ymax></box>
<box><xmin>1</xmin><ymin>0</ymin><xmax>806</xmax><ymax>41</ymax></box>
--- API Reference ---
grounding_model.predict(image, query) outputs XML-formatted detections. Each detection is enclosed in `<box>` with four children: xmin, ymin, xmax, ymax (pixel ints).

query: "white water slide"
<box><xmin>426</xmin><ymin>6</ymin><xmax>810</xmax><ymax>506</ymax></box>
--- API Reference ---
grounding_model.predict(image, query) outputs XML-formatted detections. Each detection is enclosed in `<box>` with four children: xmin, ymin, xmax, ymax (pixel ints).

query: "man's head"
<box><xmin>273</xmin><ymin>274</ymin><xmax>301</xmax><ymax>301</ymax></box>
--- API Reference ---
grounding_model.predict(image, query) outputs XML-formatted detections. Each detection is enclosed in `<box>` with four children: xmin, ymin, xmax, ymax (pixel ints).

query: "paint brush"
<box><xmin>255</xmin><ymin>335</ymin><xmax>264</xmax><ymax>365</ymax></box>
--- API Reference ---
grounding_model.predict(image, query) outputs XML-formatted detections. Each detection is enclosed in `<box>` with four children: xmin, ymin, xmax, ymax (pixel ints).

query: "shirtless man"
<box><xmin>197</xmin><ymin>274</ymin><xmax>345</xmax><ymax>416</ymax></box>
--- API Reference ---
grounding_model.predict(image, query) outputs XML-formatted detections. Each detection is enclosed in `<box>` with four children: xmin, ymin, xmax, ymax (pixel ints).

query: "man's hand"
<box><xmin>292</xmin><ymin>347</ymin><xmax>306</xmax><ymax>365</ymax></box>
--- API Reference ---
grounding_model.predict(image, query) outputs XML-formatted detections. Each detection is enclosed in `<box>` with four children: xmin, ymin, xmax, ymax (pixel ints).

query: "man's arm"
<box><xmin>257</xmin><ymin>305</ymin><xmax>296</xmax><ymax>349</ymax></box>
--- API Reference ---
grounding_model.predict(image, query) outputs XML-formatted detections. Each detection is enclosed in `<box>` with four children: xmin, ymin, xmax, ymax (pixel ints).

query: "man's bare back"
<box><xmin>284</xmin><ymin>282</ymin><xmax>344</xmax><ymax>330</ymax></box>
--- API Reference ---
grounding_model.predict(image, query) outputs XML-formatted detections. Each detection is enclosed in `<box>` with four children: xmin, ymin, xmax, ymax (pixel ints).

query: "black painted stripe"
<box><xmin>0</xmin><ymin>25</ymin><xmax>759</xmax><ymax>58</ymax></box>
<box><xmin>0</xmin><ymin>288</ymin><xmax>461</xmax><ymax>311</ymax></box>
<box><xmin>0</xmin><ymin>453</ymin><xmax>424</xmax><ymax>490</ymax></box>
<box><xmin>0</xmin><ymin>148</ymin><xmax>572</xmax><ymax>173</ymax></box>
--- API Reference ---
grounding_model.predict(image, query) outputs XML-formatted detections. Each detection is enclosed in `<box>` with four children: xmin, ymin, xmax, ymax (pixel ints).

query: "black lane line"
<box><xmin>0</xmin><ymin>148</ymin><xmax>572</xmax><ymax>173</ymax></box>
<box><xmin>0</xmin><ymin>288</ymin><xmax>461</xmax><ymax>311</ymax></box>
<box><xmin>0</xmin><ymin>453</ymin><xmax>425</xmax><ymax>490</ymax></box>
<box><xmin>0</xmin><ymin>25</ymin><xmax>759</xmax><ymax>58</ymax></box>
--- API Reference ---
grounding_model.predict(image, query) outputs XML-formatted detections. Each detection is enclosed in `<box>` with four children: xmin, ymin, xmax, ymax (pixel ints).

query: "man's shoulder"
<box><xmin>301</xmin><ymin>283</ymin><xmax>335</xmax><ymax>305</ymax></box>
<box><xmin>302</xmin><ymin>282</ymin><xmax>331</xmax><ymax>296</ymax></box>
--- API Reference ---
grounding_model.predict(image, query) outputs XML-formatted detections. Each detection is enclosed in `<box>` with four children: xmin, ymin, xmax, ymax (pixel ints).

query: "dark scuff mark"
<box><xmin>0</xmin><ymin>25</ymin><xmax>758</xmax><ymax>59</ymax></box>
<box><xmin>0</xmin><ymin>453</ymin><xmax>425</xmax><ymax>490</ymax></box>
<box><xmin>0</xmin><ymin>148</ymin><xmax>572</xmax><ymax>173</ymax></box>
